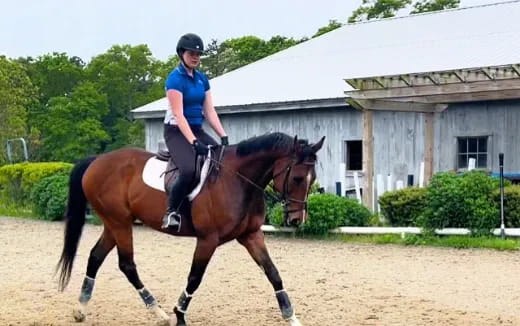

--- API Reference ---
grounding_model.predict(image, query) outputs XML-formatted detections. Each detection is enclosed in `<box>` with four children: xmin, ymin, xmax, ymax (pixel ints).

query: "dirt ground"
<box><xmin>1</xmin><ymin>217</ymin><xmax>519</xmax><ymax>326</ymax></box>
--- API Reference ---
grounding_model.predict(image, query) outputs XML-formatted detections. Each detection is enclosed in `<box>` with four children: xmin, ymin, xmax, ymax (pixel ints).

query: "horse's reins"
<box><xmin>207</xmin><ymin>146</ymin><xmax>314</xmax><ymax>219</ymax></box>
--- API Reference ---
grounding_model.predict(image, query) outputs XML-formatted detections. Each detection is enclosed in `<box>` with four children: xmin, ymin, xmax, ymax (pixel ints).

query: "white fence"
<box><xmin>261</xmin><ymin>225</ymin><xmax>520</xmax><ymax>237</ymax></box>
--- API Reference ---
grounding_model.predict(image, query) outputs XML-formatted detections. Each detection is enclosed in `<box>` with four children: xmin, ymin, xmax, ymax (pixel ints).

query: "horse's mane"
<box><xmin>236</xmin><ymin>132</ymin><xmax>294</xmax><ymax>157</ymax></box>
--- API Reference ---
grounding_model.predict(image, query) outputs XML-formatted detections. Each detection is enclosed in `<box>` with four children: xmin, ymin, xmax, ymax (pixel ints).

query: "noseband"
<box><xmin>272</xmin><ymin>159</ymin><xmax>315</xmax><ymax>219</ymax></box>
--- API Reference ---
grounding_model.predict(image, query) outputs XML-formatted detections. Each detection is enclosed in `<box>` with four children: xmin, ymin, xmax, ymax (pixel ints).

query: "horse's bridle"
<box><xmin>272</xmin><ymin>158</ymin><xmax>316</xmax><ymax>220</ymax></box>
<box><xmin>209</xmin><ymin>147</ymin><xmax>316</xmax><ymax>221</ymax></box>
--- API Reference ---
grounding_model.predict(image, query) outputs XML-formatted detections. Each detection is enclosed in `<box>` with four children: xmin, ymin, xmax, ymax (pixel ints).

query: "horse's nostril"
<box><xmin>289</xmin><ymin>219</ymin><xmax>299</xmax><ymax>226</ymax></box>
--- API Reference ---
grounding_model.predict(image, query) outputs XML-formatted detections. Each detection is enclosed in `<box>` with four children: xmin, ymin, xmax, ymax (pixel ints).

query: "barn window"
<box><xmin>457</xmin><ymin>137</ymin><xmax>488</xmax><ymax>169</ymax></box>
<box><xmin>345</xmin><ymin>140</ymin><xmax>363</xmax><ymax>171</ymax></box>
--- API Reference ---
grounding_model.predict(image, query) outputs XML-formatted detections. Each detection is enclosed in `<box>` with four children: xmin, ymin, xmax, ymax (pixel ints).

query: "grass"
<box><xmin>336</xmin><ymin>233</ymin><xmax>519</xmax><ymax>250</ymax></box>
<box><xmin>0</xmin><ymin>202</ymin><xmax>37</xmax><ymax>219</ymax></box>
<box><xmin>268</xmin><ymin>232</ymin><xmax>520</xmax><ymax>251</ymax></box>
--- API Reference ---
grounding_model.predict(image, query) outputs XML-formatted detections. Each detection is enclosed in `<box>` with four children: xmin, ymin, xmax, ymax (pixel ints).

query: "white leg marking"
<box><xmin>72</xmin><ymin>302</ymin><xmax>88</xmax><ymax>322</ymax></box>
<box><xmin>288</xmin><ymin>314</ymin><xmax>303</xmax><ymax>326</ymax></box>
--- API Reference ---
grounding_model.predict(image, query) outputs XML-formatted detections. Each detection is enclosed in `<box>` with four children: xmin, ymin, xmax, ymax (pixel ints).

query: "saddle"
<box><xmin>155</xmin><ymin>150</ymin><xmax>206</xmax><ymax>196</ymax></box>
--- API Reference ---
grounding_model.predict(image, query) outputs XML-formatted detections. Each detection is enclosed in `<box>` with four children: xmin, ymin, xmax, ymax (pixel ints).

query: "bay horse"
<box><xmin>56</xmin><ymin>132</ymin><xmax>325</xmax><ymax>326</ymax></box>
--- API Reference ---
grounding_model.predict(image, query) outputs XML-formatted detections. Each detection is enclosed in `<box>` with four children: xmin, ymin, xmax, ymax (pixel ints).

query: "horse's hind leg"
<box><xmin>238</xmin><ymin>230</ymin><xmax>303</xmax><ymax>326</ymax></box>
<box><xmin>73</xmin><ymin>228</ymin><xmax>116</xmax><ymax>322</ymax></box>
<box><xmin>112</xmin><ymin>226</ymin><xmax>170</xmax><ymax>325</ymax></box>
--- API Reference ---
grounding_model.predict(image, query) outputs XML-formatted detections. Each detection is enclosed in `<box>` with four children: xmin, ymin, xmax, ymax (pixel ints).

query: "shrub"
<box><xmin>493</xmin><ymin>185</ymin><xmax>520</xmax><ymax>227</ymax></box>
<box><xmin>268</xmin><ymin>193</ymin><xmax>371</xmax><ymax>234</ymax></box>
<box><xmin>264</xmin><ymin>181</ymin><xmax>321</xmax><ymax>225</ymax></box>
<box><xmin>31</xmin><ymin>174</ymin><xmax>69</xmax><ymax>221</ymax></box>
<box><xmin>379</xmin><ymin>187</ymin><xmax>427</xmax><ymax>226</ymax></box>
<box><xmin>421</xmin><ymin>171</ymin><xmax>500</xmax><ymax>234</ymax></box>
<box><xmin>0</xmin><ymin>162</ymin><xmax>72</xmax><ymax>205</ymax></box>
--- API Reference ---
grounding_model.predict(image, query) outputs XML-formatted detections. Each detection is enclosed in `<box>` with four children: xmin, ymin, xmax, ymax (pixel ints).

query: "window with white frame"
<box><xmin>457</xmin><ymin>136</ymin><xmax>488</xmax><ymax>169</ymax></box>
<box><xmin>345</xmin><ymin>140</ymin><xmax>362</xmax><ymax>171</ymax></box>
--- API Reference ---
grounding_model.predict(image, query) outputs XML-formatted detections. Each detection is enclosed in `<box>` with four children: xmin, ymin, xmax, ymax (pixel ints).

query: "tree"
<box><xmin>86</xmin><ymin>44</ymin><xmax>164</xmax><ymax>150</ymax></box>
<box><xmin>18</xmin><ymin>53</ymin><xmax>85</xmax><ymax>105</ymax></box>
<box><xmin>411</xmin><ymin>0</ymin><xmax>460</xmax><ymax>14</ymax></box>
<box><xmin>349</xmin><ymin>0</ymin><xmax>460</xmax><ymax>23</ymax></box>
<box><xmin>200</xmin><ymin>36</ymin><xmax>302</xmax><ymax>78</ymax></box>
<box><xmin>313</xmin><ymin>20</ymin><xmax>343</xmax><ymax>38</ymax></box>
<box><xmin>0</xmin><ymin>57</ymin><xmax>37</xmax><ymax>164</ymax></box>
<box><xmin>39</xmin><ymin>82</ymin><xmax>109</xmax><ymax>161</ymax></box>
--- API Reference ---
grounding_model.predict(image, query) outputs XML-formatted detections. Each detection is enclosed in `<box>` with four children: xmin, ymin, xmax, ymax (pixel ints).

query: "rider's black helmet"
<box><xmin>176</xmin><ymin>33</ymin><xmax>204</xmax><ymax>56</ymax></box>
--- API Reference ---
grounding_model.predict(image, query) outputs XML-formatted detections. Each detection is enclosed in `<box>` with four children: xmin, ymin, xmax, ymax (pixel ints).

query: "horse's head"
<box><xmin>272</xmin><ymin>136</ymin><xmax>325</xmax><ymax>226</ymax></box>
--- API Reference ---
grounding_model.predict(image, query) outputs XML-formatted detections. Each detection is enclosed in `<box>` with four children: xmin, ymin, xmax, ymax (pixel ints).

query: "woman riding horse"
<box><xmin>57</xmin><ymin>132</ymin><xmax>324</xmax><ymax>326</ymax></box>
<box><xmin>162</xmin><ymin>33</ymin><xmax>228</xmax><ymax>229</ymax></box>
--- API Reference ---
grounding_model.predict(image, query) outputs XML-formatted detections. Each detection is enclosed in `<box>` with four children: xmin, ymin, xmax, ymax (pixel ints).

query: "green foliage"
<box><xmin>421</xmin><ymin>171</ymin><xmax>501</xmax><ymax>234</ymax></box>
<box><xmin>333</xmin><ymin>233</ymin><xmax>519</xmax><ymax>250</ymax></box>
<box><xmin>0</xmin><ymin>162</ymin><xmax>72</xmax><ymax>204</ymax></box>
<box><xmin>349</xmin><ymin>0</ymin><xmax>460</xmax><ymax>23</ymax></box>
<box><xmin>312</xmin><ymin>20</ymin><xmax>343</xmax><ymax>37</ymax></box>
<box><xmin>411</xmin><ymin>0</ymin><xmax>460</xmax><ymax>14</ymax></box>
<box><xmin>0</xmin><ymin>56</ymin><xmax>38</xmax><ymax>165</ymax></box>
<box><xmin>39</xmin><ymin>82</ymin><xmax>110</xmax><ymax>161</ymax></box>
<box><xmin>493</xmin><ymin>185</ymin><xmax>520</xmax><ymax>227</ymax></box>
<box><xmin>349</xmin><ymin>0</ymin><xmax>412</xmax><ymax>23</ymax></box>
<box><xmin>202</xmin><ymin>36</ymin><xmax>302</xmax><ymax>77</ymax></box>
<box><xmin>86</xmin><ymin>44</ymin><xmax>163</xmax><ymax>150</ymax></box>
<box><xmin>379</xmin><ymin>187</ymin><xmax>427</xmax><ymax>226</ymax></box>
<box><xmin>31</xmin><ymin>174</ymin><xmax>69</xmax><ymax>220</ymax></box>
<box><xmin>294</xmin><ymin>194</ymin><xmax>371</xmax><ymax>234</ymax></box>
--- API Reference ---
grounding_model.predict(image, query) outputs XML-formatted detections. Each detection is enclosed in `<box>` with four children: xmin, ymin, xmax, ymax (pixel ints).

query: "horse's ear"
<box><xmin>311</xmin><ymin>136</ymin><xmax>326</xmax><ymax>153</ymax></box>
<box><xmin>293</xmin><ymin>135</ymin><xmax>300</xmax><ymax>152</ymax></box>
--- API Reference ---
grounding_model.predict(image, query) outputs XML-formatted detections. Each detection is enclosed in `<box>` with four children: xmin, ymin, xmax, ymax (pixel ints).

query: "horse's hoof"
<box><xmin>155</xmin><ymin>319</ymin><xmax>169</xmax><ymax>326</ymax></box>
<box><xmin>72</xmin><ymin>308</ymin><xmax>86</xmax><ymax>322</ymax></box>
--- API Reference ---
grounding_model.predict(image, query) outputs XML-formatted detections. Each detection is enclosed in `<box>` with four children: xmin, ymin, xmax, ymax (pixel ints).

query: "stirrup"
<box><xmin>161</xmin><ymin>210</ymin><xmax>181</xmax><ymax>230</ymax></box>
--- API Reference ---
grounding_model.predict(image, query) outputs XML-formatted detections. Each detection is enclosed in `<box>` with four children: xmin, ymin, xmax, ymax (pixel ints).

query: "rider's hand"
<box><xmin>220</xmin><ymin>136</ymin><xmax>229</xmax><ymax>146</ymax></box>
<box><xmin>192</xmin><ymin>139</ymin><xmax>209</xmax><ymax>156</ymax></box>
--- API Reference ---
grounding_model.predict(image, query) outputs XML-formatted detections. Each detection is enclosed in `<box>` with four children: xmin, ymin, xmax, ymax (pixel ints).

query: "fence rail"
<box><xmin>261</xmin><ymin>225</ymin><xmax>520</xmax><ymax>237</ymax></box>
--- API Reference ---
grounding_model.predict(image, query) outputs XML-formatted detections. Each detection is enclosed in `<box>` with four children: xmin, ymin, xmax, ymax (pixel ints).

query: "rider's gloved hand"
<box><xmin>192</xmin><ymin>139</ymin><xmax>208</xmax><ymax>156</ymax></box>
<box><xmin>220</xmin><ymin>136</ymin><xmax>229</xmax><ymax>146</ymax></box>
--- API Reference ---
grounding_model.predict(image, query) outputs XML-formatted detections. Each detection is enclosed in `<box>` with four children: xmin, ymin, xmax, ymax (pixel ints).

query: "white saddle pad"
<box><xmin>142</xmin><ymin>150</ymin><xmax>212</xmax><ymax>201</ymax></box>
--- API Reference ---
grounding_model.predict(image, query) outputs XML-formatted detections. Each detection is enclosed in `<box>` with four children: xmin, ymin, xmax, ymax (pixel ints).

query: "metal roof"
<box><xmin>133</xmin><ymin>1</ymin><xmax>520</xmax><ymax>115</ymax></box>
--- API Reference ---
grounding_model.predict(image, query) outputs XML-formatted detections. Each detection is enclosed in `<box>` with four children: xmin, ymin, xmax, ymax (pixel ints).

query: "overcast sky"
<box><xmin>0</xmin><ymin>0</ymin><xmax>500</xmax><ymax>62</ymax></box>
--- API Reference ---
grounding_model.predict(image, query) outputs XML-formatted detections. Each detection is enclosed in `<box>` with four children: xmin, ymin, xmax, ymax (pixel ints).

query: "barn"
<box><xmin>132</xmin><ymin>1</ymin><xmax>520</xmax><ymax>209</ymax></box>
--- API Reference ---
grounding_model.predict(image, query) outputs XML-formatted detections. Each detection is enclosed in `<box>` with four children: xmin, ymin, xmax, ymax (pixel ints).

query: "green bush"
<box><xmin>264</xmin><ymin>181</ymin><xmax>321</xmax><ymax>225</ymax></box>
<box><xmin>268</xmin><ymin>194</ymin><xmax>371</xmax><ymax>234</ymax></box>
<box><xmin>31</xmin><ymin>174</ymin><xmax>69</xmax><ymax>221</ymax></box>
<box><xmin>379</xmin><ymin>187</ymin><xmax>427</xmax><ymax>226</ymax></box>
<box><xmin>493</xmin><ymin>185</ymin><xmax>520</xmax><ymax>227</ymax></box>
<box><xmin>0</xmin><ymin>162</ymin><xmax>72</xmax><ymax>205</ymax></box>
<box><xmin>421</xmin><ymin>171</ymin><xmax>501</xmax><ymax>234</ymax></box>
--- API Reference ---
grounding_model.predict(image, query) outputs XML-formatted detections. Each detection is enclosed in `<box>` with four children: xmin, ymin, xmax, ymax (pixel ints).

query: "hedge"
<box><xmin>421</xmin><ymin>171</ymin><xmax>501</xmax><ymax>234</ymax></box>
<box><xmin>0</xmin><ymin>162</ymin><xmax>72</xmax><ymax>204</ymax></box>
<box><xmin>379</xmin><ymin>187</ymin><xmax>427</xmax><ymax>226</ymax></box>
<box><xmin>492</xmin><ymin>185</ymin><xmax>520</xmax><ymax>227</ymax></box>
<box><xmin>269</xmin><ymin>193</ymin><xmax>372</xmax><ymax>234</ymax></box>
<box><xmin>31</xmin><ymin>174</ymin><xmax>69</xmax><ymax>221</ymax></box>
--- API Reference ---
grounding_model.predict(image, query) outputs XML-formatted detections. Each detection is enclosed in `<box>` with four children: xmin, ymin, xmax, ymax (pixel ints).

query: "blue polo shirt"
<box><xmin>164</xmin><ymin>64</ymin><xmax>210</xmax><ymax>126</ymax></box>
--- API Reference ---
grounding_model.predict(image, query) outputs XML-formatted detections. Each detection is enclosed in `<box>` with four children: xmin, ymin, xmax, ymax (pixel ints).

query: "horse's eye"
<box><xmin>293</xmin><ymin>176</ymin><xmax>304</xmax><ymax>185</ymax></box>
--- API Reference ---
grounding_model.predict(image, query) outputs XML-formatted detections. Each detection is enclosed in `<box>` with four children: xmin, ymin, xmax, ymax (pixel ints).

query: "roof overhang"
<box><xmin>345</xmin><ymin>64</ymin><xmax>520</xmax><ymax>112</ymax></box>
<box><xmin>132</xmin><ymin>97</ymin><xmax>348</xmax><ymax>120</ymax></box>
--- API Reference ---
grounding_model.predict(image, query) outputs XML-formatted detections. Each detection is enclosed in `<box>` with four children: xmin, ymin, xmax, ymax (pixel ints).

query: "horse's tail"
<box><xmin>57</xmin><ymin>156</ymin><xmax>97</xmax><ymax>291</ymax></box>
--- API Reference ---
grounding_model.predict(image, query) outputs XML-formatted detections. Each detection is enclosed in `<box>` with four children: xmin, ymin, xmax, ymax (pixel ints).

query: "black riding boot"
<box><xmin>161</xmin><ymin>180</ymin><xmax>185</xmax><ymax>229</ymax></box>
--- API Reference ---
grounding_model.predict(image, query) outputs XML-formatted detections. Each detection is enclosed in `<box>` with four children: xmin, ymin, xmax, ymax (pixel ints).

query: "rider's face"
<box><xmin>182</xmin><ymin>50</ymin><xmax>201</xmax><ymax>69</ymax></box>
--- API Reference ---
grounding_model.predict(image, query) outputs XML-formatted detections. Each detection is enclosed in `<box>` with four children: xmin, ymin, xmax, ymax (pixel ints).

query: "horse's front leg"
<box><xmin>237</xmin><ymin>230</ymin><xmax>302</xmax><ymax>326</ymax></box>
<box><xmin>172</xmin><ymin>235</ymin><xmax>218</xmax><ymax>326</ymax></box>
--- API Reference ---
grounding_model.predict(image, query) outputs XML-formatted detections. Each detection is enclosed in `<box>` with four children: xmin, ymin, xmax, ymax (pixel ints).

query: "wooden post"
<box><xmin>424</xmin><ymin>112</ymin><xmax>434</xmax><ymax>185</ymax></box>
<box><xmin>362</xmin><ymin>109</ymin><xmax>374</xmax><ymax>209</ymax></box>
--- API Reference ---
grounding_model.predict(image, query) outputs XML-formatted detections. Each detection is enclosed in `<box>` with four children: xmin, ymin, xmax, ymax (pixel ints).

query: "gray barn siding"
<box><xmin>373</xmin><ymin>111</ymin><xmax>426</xmax><ymax>185</ymax></box>
<box><xmin>219</xmin><ymin>108</ymin><xmax>362</xmax><ymax>192</ymax></box>
<box><xmin>435</xmin><ymin>100</ymin><xmax>520</xmax><ymax>173</ymax></box>
<box><xmin>143</xmin><ymin>107</ymin><xmax>362</xmax><ymax>193</ymax></box>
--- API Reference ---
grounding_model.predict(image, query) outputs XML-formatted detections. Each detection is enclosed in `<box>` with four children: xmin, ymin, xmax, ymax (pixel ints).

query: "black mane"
<box><xmin>236</xmin><ymin>132</ymin><xmax>295</xmax><ymax>157</ymax></box>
